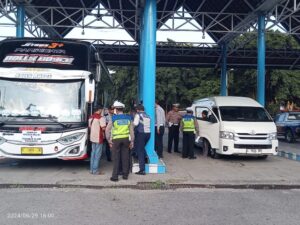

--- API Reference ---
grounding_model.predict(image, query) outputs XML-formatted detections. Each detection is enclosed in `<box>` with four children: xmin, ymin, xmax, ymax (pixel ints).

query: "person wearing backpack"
<box><xmin>133</xmin><ymin>104</ymin><xmax>151</xmax><ymax>175</ymax></box>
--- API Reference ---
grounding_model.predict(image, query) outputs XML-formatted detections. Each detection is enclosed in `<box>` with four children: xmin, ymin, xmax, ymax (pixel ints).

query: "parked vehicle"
<box><xmin>0</xmin><ymin>38</ymin><xmax>113</xmax><ymax>160</ymax></box>
<box><xmin>275</xmin><ymin>111</ymin><xmax>300</xmax><ymax>142</ymax></box>
<box><xmin>191</xmin><ymin>96</ymin><xmax>278</xmax><ymax>159</ymax></box>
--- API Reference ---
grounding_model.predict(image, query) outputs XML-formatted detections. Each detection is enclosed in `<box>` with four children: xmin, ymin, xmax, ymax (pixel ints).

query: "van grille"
<box><xmin>234</xmin><ymin>144</ymin><xmax>272</xmax><ymax>149</ymax></box>
<box><xmin>236</xmin><ymin>133</ymin><xmax>268</xmax><ymax>140</ymax></box>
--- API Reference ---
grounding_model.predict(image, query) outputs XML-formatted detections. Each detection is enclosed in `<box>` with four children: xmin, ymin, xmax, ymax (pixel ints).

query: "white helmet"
<box><xmin>186</xmin><ymin>107</ymin><xmax>193</xmax><ymax>112</ymax></box>
<box><xmin>113</xmin><ymin>100</ymin><xmax>125</xmax><ymax>108</ymax></box>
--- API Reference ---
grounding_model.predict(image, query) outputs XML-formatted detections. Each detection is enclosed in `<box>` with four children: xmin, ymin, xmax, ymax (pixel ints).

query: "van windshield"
<box><xmin>219</xmin><ymin>106</ymin><xmax>273</xmax><ymax>122</ymax></box>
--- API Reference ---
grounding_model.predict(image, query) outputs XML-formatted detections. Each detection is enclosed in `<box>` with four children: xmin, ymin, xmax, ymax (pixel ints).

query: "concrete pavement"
<box><xmin>1</xmin><ymin>188</ymin><xmax>300</xmax><ymax>225</ymax></box>
<box><xmin>278</xmin><ymin>140</ymin><xmax>300</xmax><ymax>162</ymax></box>
<box><xmin>0</xmin><ymin>149</ymin><xmax>300</xmax><ymax>187</ymax></box>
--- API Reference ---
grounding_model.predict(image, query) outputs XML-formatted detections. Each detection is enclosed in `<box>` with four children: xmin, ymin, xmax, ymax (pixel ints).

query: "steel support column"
<box><xmin>141</xmin><ymin>0</ymin><xmax>158</xmax><ymax>164</ymax></box>
<box><xmin>257</xmin><ymin>14</ymin><xmax>266</xmax><ymax>106</ymax></box>
<box><xmin>138</xmin><ymin>11</ymin><xmax>144</xmax><ymax>102</ymax></box>
<box><xmin>16</xmin><ymin>4</ymin><xmax>25</xmax><ymax>38</ymax></box>
<box><xmin>220</xmin><ymin>43</ymin><xmax>227</xmax><ymax>96</ymax></box>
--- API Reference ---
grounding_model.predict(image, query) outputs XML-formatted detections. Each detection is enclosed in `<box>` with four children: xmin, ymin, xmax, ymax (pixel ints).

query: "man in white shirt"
<box><xmin>155</xmin><ymin>101</ymin><xmax>165</xmax><ymax>158</ymax></box>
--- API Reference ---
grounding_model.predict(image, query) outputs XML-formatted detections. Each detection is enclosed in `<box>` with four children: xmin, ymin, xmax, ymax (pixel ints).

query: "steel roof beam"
<box><xmin>217</xmin><ymin>0</ymin><xmax>285</xmax><ymax>44</ymax></box>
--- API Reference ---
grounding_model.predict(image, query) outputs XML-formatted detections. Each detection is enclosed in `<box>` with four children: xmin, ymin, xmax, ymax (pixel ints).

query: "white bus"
<box><xmin>0</xmin><ymin>38</ymin><xmax>113</xmax><ymax>160</ymax></box>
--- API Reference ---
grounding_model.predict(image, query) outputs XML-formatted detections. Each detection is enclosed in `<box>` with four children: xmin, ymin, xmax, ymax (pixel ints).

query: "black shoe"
<box><xmin>182</xmin><ymin>156</ymin><xmax>188</xmax><ymax>158</ymax></box>
<box><xmin>159</xmin><ymin>155</ymin><xmax>163</xmax><ymax>159</ymax></box>
<box><xmin>110</xmin><ymin>177</ymin><xmax>118</xmax><ymax>182</ymax></box>
<box><xmin>175</xmin><ymin>150</ymin><xmax>181</xmax><ymax>153</ymax></box>
<box><xmin>135</xmin><ymin>171</ymin><xmax>146</xmax><ymax>175</ymax></box>
<box><xmin>189</xmin><ymin>156</ymin><xmax>197</xmax><ymax>159</ymax></box>
<box><xmin>122</xmin><ymin>175</ymin><xmax>128</xmax><ymax>180</ymax></box>
<box><xmin>107</xmin><ymin>158</ymin><xmax>112</xmax><ymax>162</ymax></box>
<box><xmin>167</xmin><ymin>151</ymin><xmax>171</xmax><ymax>153</ymax></box>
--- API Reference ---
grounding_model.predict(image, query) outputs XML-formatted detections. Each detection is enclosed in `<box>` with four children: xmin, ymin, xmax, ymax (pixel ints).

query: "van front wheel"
<box><xmin>210</xmin><ymin>148</ymin><xmax>220</xmax><ymax>159</ymax></box>
<box><xmin>203</xmin><ymin>139</ymin><xmax>210</xmax><ymax>157</ymax></box>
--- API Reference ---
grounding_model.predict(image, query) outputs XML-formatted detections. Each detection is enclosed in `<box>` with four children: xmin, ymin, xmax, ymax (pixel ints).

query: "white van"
<box><xmin>191</xmin><ymin>96</ymin><xmax>278</xmax><ymax>159</ymax></box>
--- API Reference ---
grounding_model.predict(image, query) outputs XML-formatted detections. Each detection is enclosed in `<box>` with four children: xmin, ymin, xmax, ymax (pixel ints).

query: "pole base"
<box><xmin>132</xmin><ymin>160</ymin><xmax>166</xmax><ymax>174</ymax></box>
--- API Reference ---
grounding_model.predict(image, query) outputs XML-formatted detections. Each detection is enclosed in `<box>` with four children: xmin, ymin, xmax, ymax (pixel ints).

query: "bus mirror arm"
<box><xmin>89</xmin><ymin>74</ymin><xmax>94</xmax><ymax>81</ymax></box>
<box><xmin>85</xmin><ymin>78</ymin><xmax>95</xmax><ymax>103</ymax></box>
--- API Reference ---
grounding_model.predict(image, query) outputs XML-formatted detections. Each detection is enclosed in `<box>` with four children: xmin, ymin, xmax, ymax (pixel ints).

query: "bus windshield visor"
<box><xmin>0</xmin><ymin>79</ymin><xmax>84</xmax><ymax>122</ymax></box>
<box><xmin>219</xmin><ymin>106</ymin><xmax>273</xmax><ymax>122</ymax></box>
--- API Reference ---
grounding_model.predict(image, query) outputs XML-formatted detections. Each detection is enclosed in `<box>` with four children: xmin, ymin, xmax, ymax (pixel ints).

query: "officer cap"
<box><xmin>113</xmin><ymin>100</ymin><xmax>125</xmax><ymax>108</ymax></box>
<box><xmin>186</xmin><ymin>107</ymin><xmax>193</xmax><ymax>113</ymax></box>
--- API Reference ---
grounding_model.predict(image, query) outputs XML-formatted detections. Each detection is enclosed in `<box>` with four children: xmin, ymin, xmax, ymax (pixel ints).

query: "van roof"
<box><xmin>193</xmin><ymin>96</ymin><xmax>262</xmax><ymax>107</ymax></box>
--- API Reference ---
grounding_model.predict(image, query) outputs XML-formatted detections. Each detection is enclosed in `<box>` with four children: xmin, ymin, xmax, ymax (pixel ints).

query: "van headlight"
<box><xmin>58</xmin><ymin>133</ymin><xmax>85</xmax><ymax>145</ymax></box>
<box><xmin>268</xmin><ymin>132</ymin><xmax>277</xmax><ymax>140</ymax></box>
<box><xmin>220</xmin><ymin>131</ymin><xmax>234</xmax><ymax>139</ymax></box>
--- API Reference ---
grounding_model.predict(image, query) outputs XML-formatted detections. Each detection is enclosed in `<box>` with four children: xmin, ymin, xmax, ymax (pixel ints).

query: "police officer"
<box><xmin>133</xmin><ymin>104</ymin><xmax>151</xmax><ymax>175</ymax></box>
<box><xmin>166</xmin><ymin>103</ymin><xmax>182</xmax><ymax>153</ymax></box>
<box><xmin>106</xmin><ymin>101</ymin><xmax>134</xmax><ymax>181</ymax></box>
<box><xmin>180</xmin><ymin>107</ymin><xmax>199</xmax><ymax>159</ymax></box>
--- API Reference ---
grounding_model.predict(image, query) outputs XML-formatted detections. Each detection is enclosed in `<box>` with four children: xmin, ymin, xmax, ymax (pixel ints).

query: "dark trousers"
<box><xmin>155</xmin><ymin>126</ymin><xmax>165</xmax><ymax>157</ymax></box>
<box><xmin>104</xmin><ymin>139</ymin><xmax>111</xmax><ymax>161</ymax></box>
<box><xmin>168</xmin><ymin>125</ymin><xmax>179</xmax><ymax>152</ymax></box>
<box><xmin>131</xmin><ymin>130</ymin><xmax>138</xmax><ymax>159</ymax></box>
<box><xmin>182</xmin><ymin>132</ymin><xmax>195</xmax><ymax>158</ymax></box>
<box><xmin>136</xmin><ymin>132</ymin><xmax>150</xmax><ymax>172</ymax></box>
<box><xmin>111</xmin><ymin>138</ymin><xmax>130</xmax><ymax>179</ymax></box>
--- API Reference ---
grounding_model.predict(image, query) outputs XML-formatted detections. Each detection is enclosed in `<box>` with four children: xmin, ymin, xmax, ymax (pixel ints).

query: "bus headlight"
<box><xmin>268</xmin><ymin>132</ymin><xmax>277</xmax><ymax>140</ymax></box>
<box><xmin>0</xmin><ymin>137</ymin><xmax>6</xmax><ymax>145</ymax></box>
<box><xmin>220</xmin><ymin>131</ymin><xmax>234</xmax><ymax>139</ymax></box>
<box><xmin>58</xmin><ymin>133</ymin><xmax>85</xmax><ymax>145</ymax></box>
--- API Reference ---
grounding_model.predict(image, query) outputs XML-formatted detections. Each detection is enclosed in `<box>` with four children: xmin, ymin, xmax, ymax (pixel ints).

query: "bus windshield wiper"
<box><xmin>14</xmin><ymin>115</ymin><xmax>71</xmax><ymax>128</ymax></box>
<box><xmin>43</xmin><ymin>116</ymin><xmax>71</xmax><ymax>128</ymax></box>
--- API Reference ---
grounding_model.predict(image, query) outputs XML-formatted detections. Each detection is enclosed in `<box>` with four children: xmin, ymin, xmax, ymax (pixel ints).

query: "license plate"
<box><xmin>246</xmin><ymin>149</ymin><xmax>262</xmax><ymax>154</ymax></box>
<box><xmin>21</xmin><ymin>147</ymin><xmax>43</xmax><ymax>155</ymax></box>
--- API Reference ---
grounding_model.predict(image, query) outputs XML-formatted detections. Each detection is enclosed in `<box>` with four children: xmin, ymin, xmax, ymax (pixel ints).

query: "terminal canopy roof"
<box><xmin>1</xmin><ymin>0</ymin><xmax>300</xmax><ymax>68</ymax></box>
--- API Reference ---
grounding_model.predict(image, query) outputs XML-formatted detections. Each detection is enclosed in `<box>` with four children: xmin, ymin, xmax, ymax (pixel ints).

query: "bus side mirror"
<box><xmin>95</xmin><ymin>52</ymin><xmax>101</xmax><ymax>82</ymax></box>
<box><xmin>85</xmin><ymin>78</ymin><xmax>95</xmax><ymax>103</ymax></box>
<box><xmin>95</xmin><ymin>63</ymin><xmax>101</xmax><ymax>82</ymax></box>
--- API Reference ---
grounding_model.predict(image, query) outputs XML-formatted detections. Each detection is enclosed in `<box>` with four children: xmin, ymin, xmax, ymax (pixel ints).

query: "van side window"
<box><xmin>212</xmin><ymin>107</ymin><xmax>219</xmax><ymax>119</ymax></box>
<box><xmin>195</xmin><ymin>106</ymin><xmax>210</xmax><ymax>121</ymax></box>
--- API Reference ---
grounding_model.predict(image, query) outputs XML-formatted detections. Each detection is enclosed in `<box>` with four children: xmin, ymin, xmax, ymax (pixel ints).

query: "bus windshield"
<box><xmin>0</xmin><ymin>79</ymin><xmax>84</xmax><ymax>122</ymax></box>
<box><xmin>219</xmin><ymin>106</ymin><xmax>273</xmax><ymax>122</ymax></box>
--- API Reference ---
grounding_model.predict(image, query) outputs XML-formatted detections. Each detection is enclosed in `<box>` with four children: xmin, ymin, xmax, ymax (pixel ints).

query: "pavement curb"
<box><xmin>1</xmin><ymin>183</ymin><xmax>300</xmax><ymax>190</ymax></box>
<box><xmin>278</xmin><ymin>151</ymin><xmax>300</xmax><ymax>162</ymax></box>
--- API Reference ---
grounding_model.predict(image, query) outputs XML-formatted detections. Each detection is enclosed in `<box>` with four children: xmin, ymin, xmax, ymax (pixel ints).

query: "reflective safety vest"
<box><xmin>182</xmin><ymin>114</ymin><xmax>195</xmax><ymax>132</ymax></box>
<box><xmin>112</xmin><ymin>114</ymin><xmax>131</xmax><ymax>140</ymax></box>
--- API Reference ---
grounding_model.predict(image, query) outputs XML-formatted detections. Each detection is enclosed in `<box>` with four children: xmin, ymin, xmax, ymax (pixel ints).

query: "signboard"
<box><xmin>21</xmin><ymin>130</ymin><xmax>42</xmax><ymax>143</ymax></box>
<box><xmin>0</xmin><ymin>40</ymin><xmax>89</xmax><ymax>70</ymax></box>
